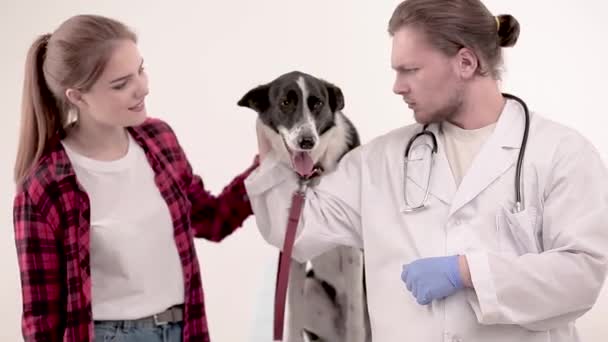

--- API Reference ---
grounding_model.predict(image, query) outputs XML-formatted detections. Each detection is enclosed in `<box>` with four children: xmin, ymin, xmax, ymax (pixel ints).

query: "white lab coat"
<box><xmin>244</xmin><ymin>98</ymin><xmax>608</xmax><ymax>342</ymax></box>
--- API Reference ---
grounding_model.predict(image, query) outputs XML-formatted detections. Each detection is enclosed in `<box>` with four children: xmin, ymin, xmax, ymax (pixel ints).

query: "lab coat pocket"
<box><xmin>496</xmin><ymin>206</ymin><xmax>542</xmax><ymax>255</ymax></box>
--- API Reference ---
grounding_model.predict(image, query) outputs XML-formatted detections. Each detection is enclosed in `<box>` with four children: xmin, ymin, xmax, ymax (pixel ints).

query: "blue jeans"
<box><xmin>94</xmin><ymin>320</ymin><xmax>182</xmax><ymax>342</ymax></box>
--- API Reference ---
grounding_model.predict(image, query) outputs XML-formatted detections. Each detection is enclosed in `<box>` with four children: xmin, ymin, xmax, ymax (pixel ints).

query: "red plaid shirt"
<box><xmin>13</xmin><ymin>117</ymin><xmax>259</xmax><ymax>341</ymax></box>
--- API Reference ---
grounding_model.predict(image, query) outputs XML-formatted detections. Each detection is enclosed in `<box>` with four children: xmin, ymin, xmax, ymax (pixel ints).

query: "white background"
<box><xmin>0</xmin><ymin>0</ymin><xmax>606</xmax><ymax>341</ymax></box>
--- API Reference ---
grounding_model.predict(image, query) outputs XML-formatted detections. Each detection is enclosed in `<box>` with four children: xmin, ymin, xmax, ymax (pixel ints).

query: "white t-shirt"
<box><xmin>62</xmin><ymin>134</ymin><xmax>184</xmax><ymax>320</ymax></box>
<box><xmin>440</xmin><ymin>121</ymin><xmax>497</xmax><ymax>186</ymax></box>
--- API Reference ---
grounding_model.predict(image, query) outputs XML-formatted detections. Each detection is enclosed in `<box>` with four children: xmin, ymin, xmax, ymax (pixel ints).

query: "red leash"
<box><xmin>273</xmin><ymin>169</ymin><xmax>321</xmax><ymax>341</ymax></box>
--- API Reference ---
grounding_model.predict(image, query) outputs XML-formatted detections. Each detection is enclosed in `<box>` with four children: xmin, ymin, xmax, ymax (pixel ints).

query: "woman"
<box><xmin>13</xmin><ymin>14</ymin><xmax>258</xmax><ymax>342</ymax></box>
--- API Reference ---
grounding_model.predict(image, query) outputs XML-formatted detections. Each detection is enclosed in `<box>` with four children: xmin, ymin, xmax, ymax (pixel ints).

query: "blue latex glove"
<box><xmin>401</xmin><ymin>255</ymin><xmax>464</xmax><ymax>305</ymax></box>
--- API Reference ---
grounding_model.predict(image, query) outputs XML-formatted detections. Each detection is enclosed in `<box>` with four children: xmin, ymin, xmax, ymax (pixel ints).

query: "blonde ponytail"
<box><xmin>14</xmin><ymin>34</ymin><xmax>62</xmax><ymax>184</ymax></box>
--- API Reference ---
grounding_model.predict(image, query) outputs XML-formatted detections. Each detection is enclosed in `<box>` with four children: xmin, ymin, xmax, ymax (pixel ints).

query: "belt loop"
<box><xmin>154</xmin><ymin>313</ymin><xmax>169</xmax><ymax>326</ymax></box>
<box><xmin>121</xmin><ymin>319</ymin><xmax>133</xmax><ymax>330</ymax></box>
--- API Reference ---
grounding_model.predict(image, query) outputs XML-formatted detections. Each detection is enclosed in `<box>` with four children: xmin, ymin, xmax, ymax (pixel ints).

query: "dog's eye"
<box><xmin>313</xmin><ymin>100</ymin><xmax>324</xmax><ymax>111</ymax></box>
<box><xmin>281</xmin><ymin>99</ymin><xmax>291</xmax><ymax>107</ymax></box>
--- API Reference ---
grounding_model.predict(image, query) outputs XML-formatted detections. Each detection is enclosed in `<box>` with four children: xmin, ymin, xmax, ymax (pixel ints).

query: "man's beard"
<box><xmin>425</xmin><ymin>86</ymin><xmax>465</xmax><ymax>125</ymax></box>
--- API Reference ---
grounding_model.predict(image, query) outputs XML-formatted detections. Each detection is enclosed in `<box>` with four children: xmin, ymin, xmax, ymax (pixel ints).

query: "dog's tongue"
<box><xmin>292</xmin><ymin>152</ymin><xmax>314</xmax><ymax>177</ymax></box>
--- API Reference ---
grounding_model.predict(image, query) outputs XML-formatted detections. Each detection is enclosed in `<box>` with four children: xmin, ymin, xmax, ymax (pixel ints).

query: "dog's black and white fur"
<box><xmin>239</xmin><ymin>71</ymin><xmax>371</xmax><ymax>342</ymax></box>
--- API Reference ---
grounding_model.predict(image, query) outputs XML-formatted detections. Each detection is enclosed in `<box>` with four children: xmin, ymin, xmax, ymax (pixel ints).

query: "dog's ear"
<box><xmin>237</xmin><ymin>84</ymin><xmax>271</xmax><ymax>113</ymax></box>
<box><xmin>324</xmin><ymin>81</ymin><xmax>344</xmax><ymax>112</ymax></box>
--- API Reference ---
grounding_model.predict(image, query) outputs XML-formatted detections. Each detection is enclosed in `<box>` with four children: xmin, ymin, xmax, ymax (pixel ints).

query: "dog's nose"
<box><xmin>298</xmin><ymin>136</ymin><xmax>316</xmax><ymax>150</ymax></box>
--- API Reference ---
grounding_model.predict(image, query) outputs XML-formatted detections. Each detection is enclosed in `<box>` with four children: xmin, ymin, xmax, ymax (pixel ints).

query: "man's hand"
<box><xmin>401</xmin><ymin>255</ymin><xmax>471</xmax><ymax>305</ymax></box>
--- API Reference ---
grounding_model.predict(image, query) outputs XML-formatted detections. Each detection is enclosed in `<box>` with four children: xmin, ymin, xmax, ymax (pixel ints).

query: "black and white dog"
<box><xmin>238</xmin><ymin>71</ymin><xmax>371</xmax><ymax>342</ymax></box>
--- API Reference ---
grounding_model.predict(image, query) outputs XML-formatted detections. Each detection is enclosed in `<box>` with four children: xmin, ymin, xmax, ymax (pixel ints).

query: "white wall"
<box><xmin>0</xmin><ymin>0</ymin><xmax>606</xmax><ymax>341</ymax></box>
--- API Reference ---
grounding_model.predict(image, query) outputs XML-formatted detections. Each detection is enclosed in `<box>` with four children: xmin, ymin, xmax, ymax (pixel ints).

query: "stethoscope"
<box><xmin>403</xmin><ymin>93</ymin><xmax>530</xmax><ymax>213</ymax></box>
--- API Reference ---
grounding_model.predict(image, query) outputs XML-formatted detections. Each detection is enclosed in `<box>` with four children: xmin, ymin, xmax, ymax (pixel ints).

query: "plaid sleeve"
<box><xmin>186</xmin><ymin>155</ymin><xmax>260</xmax><ymax>241</ymax></box>
<box><xmin>13</xmin><ymin>190</ymin><xmax>64</xmax><ymax>341</ymax></box>
<box><xmin>142</xmin><ymin>118</ymin><xmax>260</xmax><ymax>242</ymax></box>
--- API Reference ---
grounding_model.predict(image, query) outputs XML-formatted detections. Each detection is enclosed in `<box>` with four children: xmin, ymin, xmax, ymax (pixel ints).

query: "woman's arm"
<box><xmin>184</xmin><ymin>154</ymin><xmax>260</xmax><ymax>241</ymax></box>
<box><xmin>13</xmin><ymin>190</ymin><xmax>65</xmax><ymax>341</ymax></box>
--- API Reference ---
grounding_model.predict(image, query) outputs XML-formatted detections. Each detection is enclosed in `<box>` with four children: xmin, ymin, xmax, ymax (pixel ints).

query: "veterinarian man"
<box><xmin>245</xmin><ymin>0</ymin><xmax>608</xmax><ymax>341</ymax></box>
